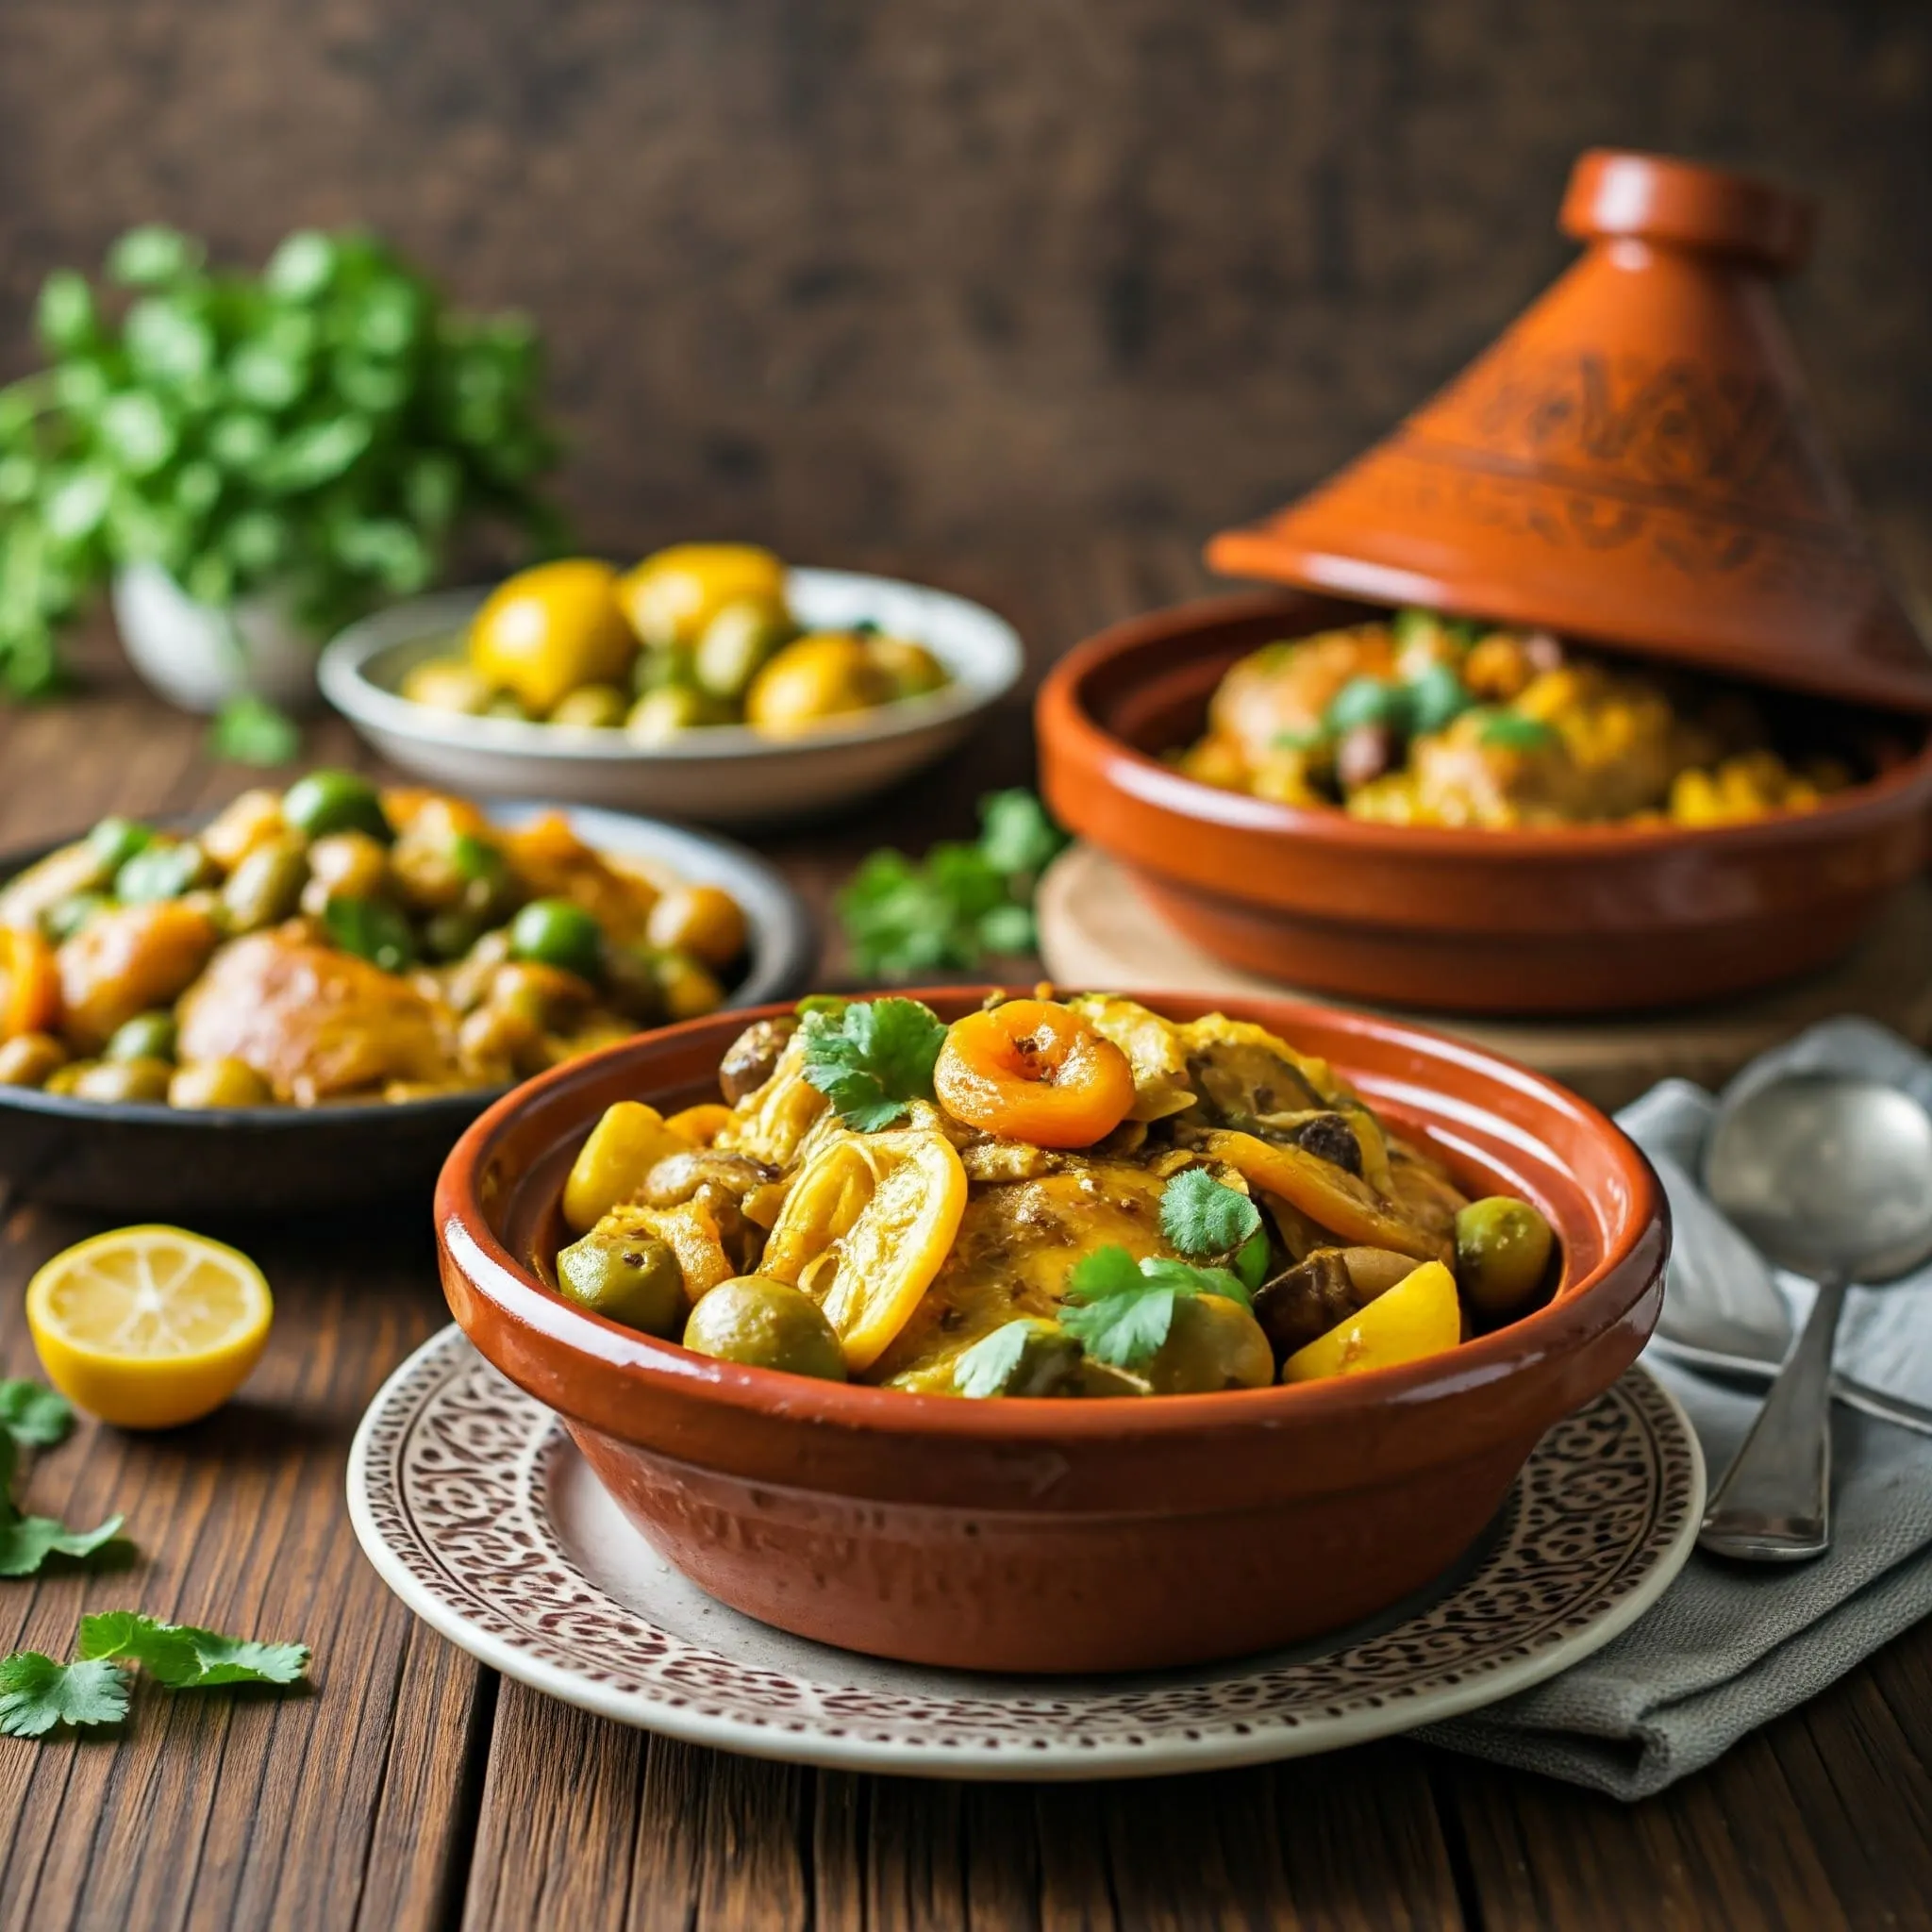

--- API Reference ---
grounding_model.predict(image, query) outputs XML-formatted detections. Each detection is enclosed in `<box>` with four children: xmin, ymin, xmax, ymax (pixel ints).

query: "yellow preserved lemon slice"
<box><xmin>1281</xmin><ymin>1259</ymin><xmax>1461</xmax><ymax>1384</ymax></box>
<box><xmin>25</xmin><ymin>1225</ymin><xmax>274</xmax><ymax>1429</ymax></box>
<box><xmin>1203</xmin><ymin>1129</ymin><xmax>1446</xmax><ymax>1261</ymax></box>
<box><xmin>761</xmin><ymin>1129</ymin><xmax>966</xmax><ymax>1371</ymax></box>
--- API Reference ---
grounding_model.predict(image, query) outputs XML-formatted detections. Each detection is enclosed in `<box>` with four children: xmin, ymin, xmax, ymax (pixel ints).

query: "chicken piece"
<box><xmin>1065</xmin><ymin>993</ymin><xmax>1196</xmax><ymax>1122</ymax></box>
<box><xmin>501</xmin><ymin>810</ymin><xmax>658</xmax><ymax>944</ymax></box>
<box><xmin>1205</xmin><ymin>625</ymin><xmax>1396</xmax><ymax>768</ymax></box>
<box><xmin>56</xmin><ymin>901</ymin><xmax>220</xmax><ymax>1050</ymax></box>
<box><xmin>870</xmin><ymin>1161</ymin><xmax>1171</xmax><ymax>1388</ymax></box>
<box><xmin>176</xmin><ymin>927</ymin><xmax>458</xmax><ymax>1104</ymax></box>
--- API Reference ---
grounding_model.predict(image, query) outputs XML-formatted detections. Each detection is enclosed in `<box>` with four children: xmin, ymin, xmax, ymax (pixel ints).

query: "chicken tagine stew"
<box><xmin>0</xmin><ymin>774</ymin><xmax>746</xmax><ymax>1108</ymax></box>
<box><xmin>402</xmin><ymin>544</ymin><xmax>951</xmax><ymax>742</ymax></box>
<box><xmin>554</xmin><ymin>991</ymin><xmax>1557</xmax><ymax>1395</ymax></box>
<box><xmin>1180</xmin><ymin>607</ymin><xmax>1862</xmax><ymax>829</ymax></box>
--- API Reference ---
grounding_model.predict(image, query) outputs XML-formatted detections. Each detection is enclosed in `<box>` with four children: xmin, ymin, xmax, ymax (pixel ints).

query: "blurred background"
<box><xmin>3</xmin><ymin>0</ymin><xmax>1926</xmax><ymax>635</ymax></box>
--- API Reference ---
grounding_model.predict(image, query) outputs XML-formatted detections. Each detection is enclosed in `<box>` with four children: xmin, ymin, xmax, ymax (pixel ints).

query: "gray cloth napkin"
<box><xmin>1419</xmin><ymin>1017</ymin><xmax>1932</xmax><ymax>1799</ymax></box>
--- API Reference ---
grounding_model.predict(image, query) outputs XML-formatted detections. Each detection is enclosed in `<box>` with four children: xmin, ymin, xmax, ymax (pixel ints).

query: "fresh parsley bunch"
<box><xmin>0</xmin><ymin>223</ymin><xmax>563</xmax><ymax>739</ymax></box>
<box><xmin>837</xmin><ymin>790</ymin><xmax>1068</xmax><ymax>980</ymax></box>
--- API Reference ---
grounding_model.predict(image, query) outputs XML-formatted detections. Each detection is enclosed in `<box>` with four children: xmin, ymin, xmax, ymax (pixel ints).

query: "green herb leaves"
<box><xmin>0</xmin><ymin>1614</ymin><xmax>311</xmax><ymax>1738</ymax></box>
<box><xmin>1060</xmin><ymin>1248</ymin><xmax>1251</xmax><ymax>1370</ymax></box>
<box><xmin>323</xmin><ymin>894</ymin><xmax>415</xmax><ymax>974</ymax></box>
<box><xmin>0</xmin><ymin>223</ymin><xmax>563</xmax><ymax>698</ymax></box>
<box><xmin>1057</xmin><ymin>1170</ymin><xmax>1268</xmax><ymax>1370</ymax></box>
<box><xmin>0</xmin><ymin>1379</ymin><xmax>74</xmax><ymax>1449</ymax></box>
<box><xmin>0</xmin><ymin>1655</ymin><xmax>129</xmax><ymax>1738</ymax></box>
<box><xmin>800</xmin><ymin>998</ymin><xmax>948</xmax><ymax>1131</ymax></box>
<box><xmin>0</xmin><ymin>1381</ymin><xmax>124</xmax><ymax>1579</ymax></box>
<box><xmin>209</xmin><ymin>694</ymin><xmax>302</xmax><ymax>768</ymax></box>
<box><xmin>954</xmin><ymin>1322</ymin><xmax>1038</xmax><ymax>1399</ymax></box>
<box><xmin>79</xmin><ymin>1612</ymin><xmax>310</xmax><ymax>1690</ymax></box>
<box><xmin>1160</xmin><ymin>1167</ymin><xmax>1261</xmax><ymax>1260</ymax></box>
<box><xmin>837</xmin><ymin>790</ymin><xmax>1067</xmax><ymax>979</ymax></box>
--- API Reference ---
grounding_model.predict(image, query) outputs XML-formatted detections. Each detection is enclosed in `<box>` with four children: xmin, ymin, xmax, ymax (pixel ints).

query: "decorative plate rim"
<box><xmin>347</xmin><ymin>1325</ymin><xmax>1705</xmax><ymax>1781</ymax></box>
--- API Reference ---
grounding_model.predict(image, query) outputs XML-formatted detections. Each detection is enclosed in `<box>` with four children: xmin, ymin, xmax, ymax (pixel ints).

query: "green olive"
<box><xmin>509</xmin><ymin>898</ymin><xmax>605</xmax><ymax>981</ymax></box>
<box><xmin>114</xmin><ymin>838</ymin><xmax>212</xmax><ymax>904</ymax></box>
<box><xmin>222</xmin><ymin>835</ymin><xmax>309</xmax><ymax>931</ymax></box>
<box><xmin>86</xmin><ymin>815</ymin><xmax>154</xmax><ymax>873</ymax></box>
<box><xmin>70</xmin><ymin>1056</ymin><xmax>174</xmax><ymax>1104</ymax></box>
<box><xmin>647</xmin><ymin>946</ymin><xmax>725</xmax><ymax>1021</ymax></box>
<box><xmin>681</xmin><ymin>1276</ymin><xmax>846</xmax><ymax>1380</ymax></box>
<box><xmin>283</xmin><ymin>769</ymin><xmax>392</xmax><ymax>843</ymax></box>
<box><xmin>625</xmin><ymin>685</ymin><xmax>732</xmax><ymax>744</ymax></box>
<box><xmin>557</xmin><ymin>1231</ymin><xmax>688</xmax><ymax>1336</ymax></box>
<box><xmin>547</xmin><ymin>684</ymin><xmax>629</xmax><ymax>729</ymax></box>
<box><xmin>169</xmin><ymin>1058</ymin><xmax>273</xmax><ymax>1108</ymax></box>
<box><xmin>43</xmin><ymin>891</ymin><xmax>110</xmax><ymax>943</ymax></box>
<box><xmin>0</xmin><ymin>1032</ymin><xmax>65</xmax><ymax>1088</ymax></box>
<box><xmin>1455</xmin><ymin>1197</ymin><xmax>1556</xmax><ymax>1318</ymax></box>
<box><xmin>105</xmin><ymin>1010</ymin><xmax>178</xmax><ymax>1064</ymax></box>
<box><xmin>692</xmin><ymin>601</ymin><xmax>790</xmax><ymax>701</ymax></box>
<box><xmin>1143</xmin><ymin>1294</ymin><xmax>1274</xmax><ymax>1394</ymax></box>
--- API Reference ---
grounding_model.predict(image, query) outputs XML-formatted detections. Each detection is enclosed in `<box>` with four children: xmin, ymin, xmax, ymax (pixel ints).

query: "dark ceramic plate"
<box><xmin>0</xmin><ymin>802</ymin><xmax>814</xmax><ymax>1215</ymax></box>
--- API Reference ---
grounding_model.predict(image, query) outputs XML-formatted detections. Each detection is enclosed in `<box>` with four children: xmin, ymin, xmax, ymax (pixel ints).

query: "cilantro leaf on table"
<box><xmin>0</xmin><ymin>1653</ymin><xmax>130</xmax><ymax>1737</ymax></box>
<box><xmin>1160</xmin><ymin>1168</ymin><xmax>1262</xmax><ymax>1261</ymax></box>
<box><xmin>1059</xmin><ymin>1246</ymin><xmax>1251</xmax><ymax>1370</ymax></box>
<box><xmin>0</xmin><ymin>1379</ymin><xmax>73</xmax><ymax>1448</ymax></box>
<box><xmin>0</xmin><ymin>1509</ymin><xmax>125</xmax><ymax>1579</ymax></box>
<box><xmin>800</xmin><ymin>997</ymin><xmax>948</xmax><ymax>1131</ymax></box>
<box><xmin>209</xmin><ymin>694</ymin><xmax>301</xmax><ymax>768</ymax></box>
<box><xmin>79</xmin><ymin>1612</ymin><xmax>309</xmax><ymax>1688</ymax></box>
<box><xmin>836</xmin><ymin>790</ymin><xmax>1068</xmax><ymax>979</ymax></box>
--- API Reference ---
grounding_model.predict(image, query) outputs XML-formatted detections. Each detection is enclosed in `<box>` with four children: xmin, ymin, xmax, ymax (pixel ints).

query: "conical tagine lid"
<box><xmin>1208</xmin><ymin>150</ymin><xmax>1932</xmax><ymax>713</ymax></box>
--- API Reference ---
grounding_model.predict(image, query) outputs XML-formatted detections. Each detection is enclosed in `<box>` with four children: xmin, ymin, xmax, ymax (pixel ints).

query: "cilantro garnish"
<box><xmin>209</xmin><ymin>694</ymin><xmax>301</xmax><ymax>769</ymax></box>
<box><xmin>0</xmin><ymin>1613</ymin><xmax>310</xmax><ymax>1739</ymax></box>
<box><xmin>0</xmin><ymin>1654</ymin><xmax>129</xmax><ymax>1738</ymax></box>
<box><xmin>0</xmin><ymin>1407</ymin><xmax>125</xmax><ymax>1578</ymax></box>
<box><xmin>79</xmin><ymin>1612</ymin><xmax>309</xmax><ymax>1689</ymax></box>
<box><xmin>954</xmin><ymin>1322</ymin><xmax>1038</xmax><ymax>1399</ymax></box>
<box><xmin>1161</xmin><ymin>1168</ymin><xmax>1261</xmax><ymax>1259</ymax></box>
<box><xmin>1480</xmin><ymin>712</ymin><xmax>1559</xmax><ymax>751</ymax></box>
<box><xmin>799</xmin><ymin>997</ymin><xmax>948</xmax><ymax>1131</ymax></box>
<box><xmin>1059</xmin><ymin>1246</ymin><xmax>1251</xmax><ymax>1370</ymax></box>
<box><xmin>0</xmin><ymin>1379</ymin><xmax>73</xmax><ymax>1449</ymax></box>
<box><xmin>836</xmin><ymin>789</ymin><xmax>1067</xmax><ymax>979</ymax></box>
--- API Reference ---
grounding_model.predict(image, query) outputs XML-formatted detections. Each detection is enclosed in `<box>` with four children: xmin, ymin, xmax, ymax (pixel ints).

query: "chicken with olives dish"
<box><xmin>0</xmin><ymin>773</ymin><xmax>746</xmax><ymax>1108</ymax></box>
<box><xmin>1180</xmin><ymin>607</ymin><xmax>1859</xmax><ymax>829</ymax></box>
<box><xmin>554</xmin><ymin>991</ymin><xmax>1557</xmax><ymax>1395</ymax></box>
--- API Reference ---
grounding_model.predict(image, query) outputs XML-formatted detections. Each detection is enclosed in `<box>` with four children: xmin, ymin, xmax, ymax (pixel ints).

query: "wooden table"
<box><xmin>6</xmin><ymin>546</ymin><xmax>1932</xmax><ymax>1931</ymax></box>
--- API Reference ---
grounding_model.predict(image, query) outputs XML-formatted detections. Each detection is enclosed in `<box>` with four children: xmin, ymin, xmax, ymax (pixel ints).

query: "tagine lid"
<box><xmin>1208</xmin><ymin>149</ymin><xmax>1932</xmax><ymax>714</ymax></box>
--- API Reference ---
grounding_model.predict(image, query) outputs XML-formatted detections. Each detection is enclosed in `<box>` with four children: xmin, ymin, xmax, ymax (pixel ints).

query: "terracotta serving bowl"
<box><xmin>1036</xmin><ymin>589</ymin><xmax>1932</xmax><ymax>1015</ymax></box>
<box><xmin>436</xmin><ymin>990</ymin><xmax>1668</xmax><ymax>1675</ymax></box>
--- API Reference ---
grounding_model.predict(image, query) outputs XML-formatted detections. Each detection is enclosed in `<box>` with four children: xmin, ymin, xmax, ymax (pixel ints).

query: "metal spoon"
<box><xmin>1698</xmin><ymin>1072</ymin><xmax>1932</xmax><ymax>1561</ymax></box>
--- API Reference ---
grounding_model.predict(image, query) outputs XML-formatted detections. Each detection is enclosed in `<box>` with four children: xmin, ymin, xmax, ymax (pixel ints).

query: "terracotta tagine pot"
<box><xmin>437</xmin><ymin>992</ymin><xmax>1667</xmax><ymax>1674</ymax></box>
<box><xmin>1038</xmin><ymin>151</ymin><xmax>1932</xmax><ymax>1016</ymax></box>
<box><xmin>1209</xmin><ymin>148</ymin><xmax>1932</xmax><ymax>712</ymax></box>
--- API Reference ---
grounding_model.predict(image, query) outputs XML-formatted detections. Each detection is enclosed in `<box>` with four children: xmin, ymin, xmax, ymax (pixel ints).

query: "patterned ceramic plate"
<box><xmin>348</xmin><ymin>1326</ymin><xmax>1704</xmax><ymax>1780</ymax></box>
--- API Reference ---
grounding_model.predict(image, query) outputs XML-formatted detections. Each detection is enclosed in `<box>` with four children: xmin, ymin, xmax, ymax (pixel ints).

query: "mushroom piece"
<box><xmin>718</xmin><ymin>1015</ymin><xmax>798</xmax><ymax>1104</ymax></box>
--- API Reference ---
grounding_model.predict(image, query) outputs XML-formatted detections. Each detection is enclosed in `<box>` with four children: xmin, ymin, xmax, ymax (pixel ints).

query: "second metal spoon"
<box><xmin>1698</xmin><ymin>1071</ymin><xmax>1932</xmax><ymax>1562</ymax></box>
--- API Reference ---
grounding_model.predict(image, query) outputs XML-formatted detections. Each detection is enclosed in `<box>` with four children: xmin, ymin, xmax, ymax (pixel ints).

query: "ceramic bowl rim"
<box><xmin>1040</xmin><ymin>588</ymin><xmax>1932</xmax><ymax>860</ymax></box>
<box><xmin>319</xmin><ymin>567</ymin><xmax>1025</xmax><ymax>768</ymax></box>
<box><xmin>0</xmin><ymin>802</ymin><xmax>814</xmax><ymax>1132</ymax></box>
<box><xmin>435</xmin><ymin>987</ymin><xmax>1668</xmax><ymax>1444</ymax></box>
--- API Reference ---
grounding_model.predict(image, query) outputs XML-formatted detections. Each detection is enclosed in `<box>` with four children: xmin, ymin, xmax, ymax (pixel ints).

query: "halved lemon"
<box><xmin>1281</xmin><ymin>1258</ymin><xmax>1461</xmax><ymax>1384</ymax></box>
<box><xmin>25</xmin><ymin>1225</ymin><xmax>274</xmax><ymax>1429</ymax></box>
<box><xmin>761</xmin><ymin>1128</ymin><xmax>966</xmax><ymax>1372</ymax></box>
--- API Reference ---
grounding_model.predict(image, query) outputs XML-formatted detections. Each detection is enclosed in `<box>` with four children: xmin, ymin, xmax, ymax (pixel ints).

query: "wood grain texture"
<box><xmin>8</xmin><ymin>544</ymin><xmax>1932</xmax><ymax>1927</ymax></box>
<box><xmin>0</xmin><ymin>0</ymin><xmax>1925</xmax><ymax>616</ymax></box>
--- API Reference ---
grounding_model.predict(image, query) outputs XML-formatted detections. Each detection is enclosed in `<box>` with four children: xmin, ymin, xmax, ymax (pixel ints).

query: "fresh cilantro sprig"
<box><xmin>0</xmin><ymin>1379</ymin><xmax>74</xmax><ymax>1449</ymax></box>
<box><xmin>1160</xmin><ymin>1167</ymin><xmax>1271</xmax><ymax>1291</ymax></box>
<box><xmin>0</xmin><ymin>1384</ymin><xmax>125</xmax><ymax>1578</ymax></box>
<box><xmin>954</xmin><ymin>1323</ymin><xmax>1039</xmax><ymax>1398</ymax></box>
<box><xmin>836</xmin><ymin>790</ymin><xmax>1068</xmax><ymax>980</ymax></box>
<box><xmin>0</xmin><ymin>1612</ymin><xmax>310</xmax><ymax>1738</ymax></box>
<box><xmin>1059</xmin><ymin>1246</ymin><xmax>1251</xmax><ymax>1370</ymax></box>
<box><xmin>799</xmin><ymin>997</ymin><xmax>949</xmax><ymax>1131</ymax></box>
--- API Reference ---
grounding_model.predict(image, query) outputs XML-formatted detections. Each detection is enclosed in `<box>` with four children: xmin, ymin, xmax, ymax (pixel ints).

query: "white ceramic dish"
<box><xmin>349</xmin><ymin>1327</ymin><xmax>1704</xmax><ymax>1781</ymax></box>
<box><xmin>319</xmin><ymin>568</ymin><xmax>1024</xmax><ymax>827</ymax></box>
